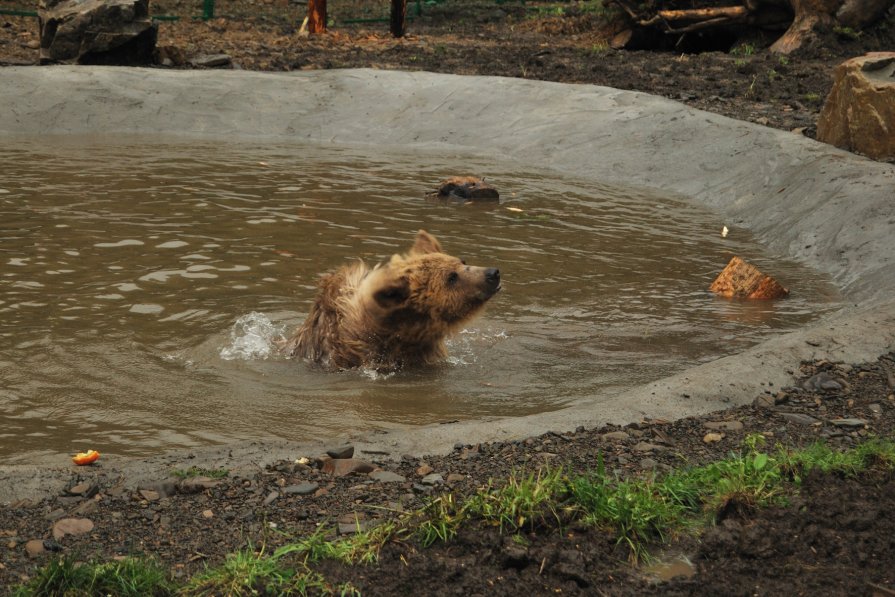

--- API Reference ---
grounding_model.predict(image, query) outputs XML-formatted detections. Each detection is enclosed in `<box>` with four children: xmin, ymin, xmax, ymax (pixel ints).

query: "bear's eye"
<box><xmin>446</xmin><ymin>272</ymin><xmax>460</xmax><ymax>285</ymax></box>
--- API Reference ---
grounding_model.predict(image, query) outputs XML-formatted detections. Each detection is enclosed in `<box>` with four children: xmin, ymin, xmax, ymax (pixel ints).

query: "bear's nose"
<box><xmin>485</xmin><ymin>268</ymin><xmax>500</xmax><ymax>287</ymax></box>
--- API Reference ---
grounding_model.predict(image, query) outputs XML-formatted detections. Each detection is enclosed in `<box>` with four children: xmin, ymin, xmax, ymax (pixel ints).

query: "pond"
<box><xmin>0</xmin><ymin>137</ymin><xmax>840</xmax><ymax>462</ymax></box>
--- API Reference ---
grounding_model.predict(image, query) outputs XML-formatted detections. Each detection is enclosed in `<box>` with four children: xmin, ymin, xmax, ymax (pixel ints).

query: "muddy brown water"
<box><xmin>0</xmin><ymin>137</ymin><xmax>840</xmax><ymax>462</ymax></box>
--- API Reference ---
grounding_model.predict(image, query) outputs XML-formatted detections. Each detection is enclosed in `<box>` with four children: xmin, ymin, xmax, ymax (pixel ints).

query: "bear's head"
<box><xmin>363</xmin><ymin>230</ymin><xmax>501</xmax><ymax>340</ymax></box>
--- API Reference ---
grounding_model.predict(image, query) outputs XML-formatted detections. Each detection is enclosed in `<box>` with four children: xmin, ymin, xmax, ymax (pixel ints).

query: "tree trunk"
<box><xmin>390</xmin><ymin>0</ymin><xmax>408</xmax><ymax>38</ymax></box>
<box><xmin>307</xmin><ymin>0</ymin><xmax>326</xmax><ymax>34</ymax></box>
<box><xmin>768</xmin><ymin>0</ymin><xmax>839</xmax><ymax>53</ymax></box>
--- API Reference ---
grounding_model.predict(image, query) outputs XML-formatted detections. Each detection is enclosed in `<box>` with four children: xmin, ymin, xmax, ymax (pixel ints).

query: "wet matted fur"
<box><xmin>282</xmin><ymin>230</ymin><xmax>501</xmax><ymax>372</ymax></box>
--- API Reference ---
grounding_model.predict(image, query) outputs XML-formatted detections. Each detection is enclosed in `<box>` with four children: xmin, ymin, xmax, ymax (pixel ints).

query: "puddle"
<box><xmin>642</xmin><ymin>554</ymin><xmax>697</xmax><ymax>582</ymax></box>
<box><xmin>0</xmin><ymin>137</ymin><xmax>841</xmax><ymax>461</ymax></box>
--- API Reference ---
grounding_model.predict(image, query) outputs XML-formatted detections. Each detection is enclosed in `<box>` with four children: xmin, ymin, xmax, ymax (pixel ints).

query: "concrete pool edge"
<box><xmin>2</xmin><ymin>66</ymin><xmax>894</xmax><ymax>501</ymax></box>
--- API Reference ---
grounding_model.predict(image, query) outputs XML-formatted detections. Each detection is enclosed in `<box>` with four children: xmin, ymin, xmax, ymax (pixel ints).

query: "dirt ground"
<box><xmin>3</xmin><ymin>2</ymin><xmax>895</xmax><ymax>594</ymax></box>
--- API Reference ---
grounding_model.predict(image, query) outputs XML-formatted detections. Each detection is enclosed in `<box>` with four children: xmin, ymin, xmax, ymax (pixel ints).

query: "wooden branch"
<box><xmin>657</xmin><ymin>6</ymin><xmax>749</xmax><ymax>21</ymax></box>
<box><xmin>665</xmin><ymin>16</ymin><xmax>740</xmax><ymax>34</ymax></box>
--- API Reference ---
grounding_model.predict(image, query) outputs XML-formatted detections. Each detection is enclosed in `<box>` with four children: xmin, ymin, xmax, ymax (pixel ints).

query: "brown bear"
<box><xmin>281</xmin><ymin>230</ymin><xmax>501</xmax><ymax>372</ymax></box>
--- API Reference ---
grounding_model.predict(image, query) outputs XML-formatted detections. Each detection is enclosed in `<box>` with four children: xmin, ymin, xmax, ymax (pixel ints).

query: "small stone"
<box><xmin>601</xmin><ymin>431</ymin><xmax>630</xmax><ymax>442</ymax></box>
<box><xmin>703</xmin><ymin>432</ymin><xmax>725</xmax><ymax>444</ymax></box>
<box><xmin>283</xmin><ymin>483</ymin><xmax>319</xmax><ymax>495</ymax></box>
<box><xmin>639</xmin><ymin>458</ymin><xmax>658</xmax><ymax>470</ymax></box>
<box><xmin>25</xmin><ymin>540</ymin><xmax>45</xmax><ymax>558</ymax></box>
<box><xmin>70</xmin><ymin>499</ymin><xmax>99</xmax><ymax>517</ymax></box>
<box><xmin>801</xmin><ymin>372</ymin><xmax>848</xmax><ymax>393</ymax></box>
<box><xmin>338</xmin><ymin>522</ymin><xmax>367</xmax><ymax>535</ymax></box>
<box><xmin>421</xmin><ymin>473</ymin><xmax>443</xmax><ymax>485</ymax></box>
<box><xmin>322</xmin><ymin>458</ymin><xmax>376</xmax><ymax>477</ymax></box>
<box><xmin>781</xmin><ymin>413</ymin><xmax>820</xmax><ymax>426</ymax></box>
<box><xmin>869</xmin><ymin>404</ymin><xmax>882</xmax><ymax>415</ymax></box>
<box><xmin>66</xmin><ymin>483</ymin><xmax>96</xmax><ymax>497</ymax></box>
<box><xmin>416</xmin><ymin>464</ymin><xmax>434</xmax><ymax>476</ymax></box>
<box><xmin>830</xmin><ymin>418</ymin><xmax>868</xmax><ymax>428</ymax></box>
<box><xmin>52</xmin><ymin>518</ymin><xmax>94</xmax><ymax>540</ymax></box>
<box><xmin>313</xmin><ymin>487</ymin><xmax>329</xmax><ymax>498</ymax></box>
<box><xmin>179</xmin><ymin>477</ymin><xmax>222</xmax><ymax>494</ymax></box>
<box><xmin>412</xmin><ymin>483</ymin><xmax>432</xmax><ymax>494</ymax></box>
<box><xmin>326</xmin><ymin>445</ymin><xmax>355</xmax><ymax>460</ymax></box>
<box><xmin>139</xmin><ymin>489</ymin><xmax>160</xmax><ymax>502</ymax></box>
<box><xmin>190</xmin><ymin>53</ymin><xmax>232</xmax><ymax>68</ymax></box>
<box><xmin>369</xmin><ymin>471</ymin><xmax>406</xmax><ymax>483</ymax></box>
<box><xmin>753</xmin><ymin>395</ymin><xmax>776</xmax><ymax>408</ymax></box>
<box><xmin>201</xmin><ymin>509</ymin><xmax>214</xmax><ymax>519</ymax></box>
<box><xmin>141</xmin><ymin>481</ymin><xmax>178</xmax><ymax>498</ymax></box>
<box><xmin>704</xmin><ymin>421</ymin><xmax>744</xmax><ymax>432</ymax></box>
<box><xmin>262</xmin><ymin>491</ymin><xmax>280</xmax><ymax>506</ymax></box>
<box><xmin>632</xmin><ymin>442</ymin><xmax>664</xmax><ymax>453</ymax></box>
<box><xmin>446</xmin><ymin>473</ymin><xmax>466</xmax><ymax>483</ymax></box>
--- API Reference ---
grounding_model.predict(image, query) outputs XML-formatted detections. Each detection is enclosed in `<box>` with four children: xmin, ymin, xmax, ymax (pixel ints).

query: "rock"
<box><xmin>52</xmin><ymin>518</ymin><xmax>94</xmax><ymax>540</ymax></box>
<box><xmin>781</xmin><ymin>412</ymin><xmax>820</xmax><ymax>426</ymax></box>
<box><xmin>817</xmin><ymin>53</ymin><xmax>895</xmax><ymax>161</ymax></box>
<box><xmin>139</xmin><ymin>489</ymin><xmax>160</xmax><ymax>502</ymax></box>
<box><xmin>632</xmin><ymin>442</ymin><xmax>664</xmax><ymax>453</ymax></box>
<box><xmin>704</xmin><ymin>421</ymin><xmax>744</xmax><ymax>432</ymax></box>
<box><xmin>322</xmin><ymin>458</ymin><xmax>376</xmax><ymax>477</ymax></box>
<box><xmin>416</xmin><ymin>464</ymin><xmax>434</xmax><ymax>476</ymax></box>
<box><xmin>325</xmin><ymin>445</ymin><xmax>355</xmax><ymax>460</ymax></box>
<box><xmin>639</xmin><ymin>458</ymin><xmax>658</xmax><ymax>470</ymax></box>
<box><xmin>178</xmin><ymin>476</ymin><xmax>222</xmax><ymax>494</ymax></box>
<box><xmin>153</xmin><ymin>44</ymin><xmax>186</xmax><ymax>67</ymax></box>
<box><xmin>338</xmin><ymin>522</ymin><xmax>367</xmax><ymax>535</ymax></box>
<box><xmin>446</xmin><ymin>473</ymin><xmax>466</xmax><ymax>483</ymax></box>
<box><xmin>754</xmin><ymin>394</ymin><xmax>777</xmax><ymax>409</ymax></box>
<box><xmin>427</xmin><ymin>176</ymin><xmax>499</xmax><ymax>202</ymax></box>
<box><xmin>283</xmin><ymin>483</ymin><xmax>319</xmax><ymax>495</ymax></box>
<box><xmin>801</xmin><ymin>372</ymin><xmax>849</xmax><ymax>393</ymax></box>
<box><xmin>421</xmin><ymin>473</ymin><xmax>444</xmax><ymax>485</ymax></box>
<box><xmin>262</xmin><ymin>491</ymin><xmax>279</xmax><ymax>506</ymax></box>
<box><xmin>66</xmin><ymin>483</ymin><xmax>98</xmax><ymax>497</ymax></box>
<box><xmin>190</xmin><ymin>53</ymin><xmax>232</xmax><ymax>68</ymax></box>
<box><xmin>601</xmin><ymin>431</ymin><xmax>630</xmax><ymax>442</ymax></box>
<box><xmin>369</xmin><ymin>471</ymin><xmax>406</xmax><ymax>483</ymax></box>
<box><xmin>25</xmin><ymin>539</ymin><xmax>45</xmax><ymax>557</ymax></box>
<box><xmin>703</xmin><ymin>432</ymin><xmax>725</xmax><ymax>443</ymax></box>
<box><xmin>201</xmin><ymin>509</ymin><xmax>214</xmax><ymax>519</ymax></box>
<box><xmin>709</xmin><ymin>256</ymin><xmax>788</xmax><ymax>299</ymax></box>
<box><xmin>70</xmin><ymin>499</ymin><xmax>99</xmax><ymax>517</ymax></box>
<box><xmin>38</xmin><ymin>0</ymin><xmax>157</xmax><ymax>65</ymax></box>
<box><xmin>830</xmin><ymin>418</ymin><xmax>869</xmax><ymax>428</ymax></box>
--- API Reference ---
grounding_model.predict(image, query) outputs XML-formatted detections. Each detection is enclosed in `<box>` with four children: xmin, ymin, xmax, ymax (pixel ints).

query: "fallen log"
<box><xmin>710</xmin><ymin>256</ymin><xmax>789</xmax><ymax>300</ymax></box>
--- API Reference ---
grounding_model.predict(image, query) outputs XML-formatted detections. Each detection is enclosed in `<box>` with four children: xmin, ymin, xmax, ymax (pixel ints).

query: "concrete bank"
<box><xmin>1</xmin><ymin>67</ymin><xmax>893</xmax><ymax>501</ymax></box>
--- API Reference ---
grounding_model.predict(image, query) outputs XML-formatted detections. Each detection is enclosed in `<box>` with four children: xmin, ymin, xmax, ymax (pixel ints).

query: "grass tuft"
<box><xmin>13</xmin><ymin>555</ymin><xmax>173</xmax><ymax>597</ymax></box>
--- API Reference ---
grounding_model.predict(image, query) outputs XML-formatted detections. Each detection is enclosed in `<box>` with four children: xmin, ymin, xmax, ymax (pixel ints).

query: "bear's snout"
<box><xmin>482</xmin><ymin>267</ymin><xmax>501</xmax><ymax>298</ymax></box>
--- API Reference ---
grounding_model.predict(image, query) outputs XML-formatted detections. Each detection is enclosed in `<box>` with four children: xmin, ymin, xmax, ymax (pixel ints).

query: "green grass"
<box><xmin>16</xmin><ymin>437</ymin><xmax>895</xmax><ymax>593</ymax></box>
<box><xmin>13</xmin><ymin>556</ymin><xmax>174</xmax><ymax>597</ymax></box>
<box><xmin>171</xmin><ymin>466</ymin><xmax>230</xmax><ymax>479</ymax></box>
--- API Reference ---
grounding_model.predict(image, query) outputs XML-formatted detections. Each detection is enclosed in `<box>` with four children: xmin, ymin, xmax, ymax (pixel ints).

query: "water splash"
<box><xmin>219</xmin><ymin>312</ymin><xmax>285</xmax><ymax>361</ymax></box>
<box><xmin>446</xmin><ymin>327</ymin><xmax>509</xmax><ymax>366</ymax></box>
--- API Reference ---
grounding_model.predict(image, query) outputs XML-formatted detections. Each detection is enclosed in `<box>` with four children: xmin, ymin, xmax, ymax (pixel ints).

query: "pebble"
<box><xmin>369</xmin><ymin>471</ymin><xmax>406</xmax><ymax>483</ymax></box>
<box><xmin>179</xmin><ymin>477</ymin><xmax>222</xmax><ymax>494</ymax></box>
<box><xmin>52</xmin><ymin>518</ymin><xmax>94</xmax><ymax>540</ymax></box>
<box><xmin>338</xmin><ymin>522</ymin><xmax>367</xmax><ymax>535</ymax></box>
<box><xmin>66</xmin><ymin>483</ymin><xmax>97</xmax><ymax>497</ymax></box>
<box><xmin>703</xmin><ymin>432</ymin><xmax>725</xmax><ymax>444</ymax></box>
<box><xmin>801</xmin><ymin>372</ymin><xmax>848</xmax><ymax>392</ymax></box>
<box><xmin>326</xmin><ymin>445</ymin><xmax>355</xmax><ymax>460</ymax></box>
<box><xmin>754</xmin><ymin>395</ymin><xmax>776</xmax><ymax>408</ymax></box>
<box><xmin>416</xmin><ymin>464</ymin><xmax>435</xmax><ymax>476</ymax></box>
<box><xmin>446</xmin><ymin>473</ymin><xmax>466</xmax><ymax>483</ymax></box>
<box><xmin>24</xmin><ymin>539</ymin><xmax>45</xmax><ymax>558</ymax></box>
<box><xmin>830</xmin><ymin>418</ymin><xmax>868</xmax><ymax>428</ymax></box>
<box><xmin>322</xmin><ymin>458</ymin><xmax>376</xmax><ymax>477</ymax></box>
<box><xmin>601</xmin><ymin>431</ymin><xmax>630</xmax><ymax>441</ymax></box>
<box><xmin>632</xmin><ymin>442</ymin><xmax>664</xmax><ymax>453</ymax></box>
<box><xmin>201</xmin><ymin>509</ymin><xmax>214</xmax><ymax>519</ymax></box>
<box><xmin>781</xmin><ymin>413</ymin><xmax>820</xmax><ymax>425</ymax></box>
<box><xmin>139</xmin><ymin>489</ymin><xmax>160</xmax><ymax>502</ymax></box>
<box><xmin>262</xmin><ymin>491</ymin><xmax>279</xmax><ymax>506</ymax></box>
<box><xmin>639</xmin><ymin>458</ymin><xmax>658</xmax><ymax>470</ymax></box>
<box><xmin>190</xmin><ymin>53</ymin><xmax>232</xmax><ymax>68</ymax></box>
<box><xmin>421</xmin><ymin>473</ymin><xmax>443</xmax><ymax>485</ymax></box>
<box><xmin>283</xmin><ymin>483</ymin><xmax>319</xmax><ymax>495</ymax></box>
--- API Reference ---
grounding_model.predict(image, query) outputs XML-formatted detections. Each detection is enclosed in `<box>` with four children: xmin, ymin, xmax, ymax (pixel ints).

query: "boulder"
<box><xmin>38</xmin><ymin>0</ymin><xmax>157</xmax><ymax>65</ymax></box>
<box><xmin>817</xmin><ymin>53</ymin><xmax>895</xmax><ymax>161</ymax></box>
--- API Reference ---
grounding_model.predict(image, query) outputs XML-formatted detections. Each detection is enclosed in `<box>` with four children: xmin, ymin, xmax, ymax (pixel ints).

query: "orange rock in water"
<box><xmin>710</xmin><ymin>256</ymin><xmax>789</xmax><ymax>300</ymax></box>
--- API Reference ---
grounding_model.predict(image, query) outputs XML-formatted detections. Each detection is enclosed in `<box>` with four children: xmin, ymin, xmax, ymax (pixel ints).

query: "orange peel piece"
<box><xmin>72</xmin><ymin>449</ymin><xmax>100</xmax><ymax>466</ymax></box>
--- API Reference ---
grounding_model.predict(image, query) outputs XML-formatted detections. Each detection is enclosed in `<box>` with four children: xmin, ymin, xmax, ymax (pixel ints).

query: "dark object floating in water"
<box><xmin>427</xmin><ymin>176</ymin><xmax>499</xmax><ymax>202</ymax></box>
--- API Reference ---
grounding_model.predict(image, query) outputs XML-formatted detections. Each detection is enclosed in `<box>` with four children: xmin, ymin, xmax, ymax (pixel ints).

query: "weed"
<box><xmin>804</xmin><ymin>92</ymin><xmax>821</xmax><ymax>103</ymax></box>
<box><xmin>13</xmin><ymin>555</ymin><xmax>173</xmax><ymax>597</ymax></box>
<box><xmin>833</xmin><ymin>25</ymin><xmax>862</xmax><ymax>40</ymax></box>
<box><xmin>778</xmin><ymin>55</ymin><xmax>789</xmax><ymax>66</ymax></box>
<box><xmin>466</xmin><ymin>467</ymin><xmax>567</xmax><ymax>531</ymax></box>
<box><xmin>171</xmin><ymin>466</ymin><xmax>229</xmax><ymax>479</ymax></box>
<box><xmin>767</xmin><ymin>68</ymin><xmax>780</xmax><ymax>81</ymax></box>
<box><xmin>731</xmin><ymin>43</ymin><xmax>755</xmax><ymax>56</ymax></box>
<box><xmin>418</xmin><ymin>493</ymin><xmax>465</xmax><ymax>546</ymax></box>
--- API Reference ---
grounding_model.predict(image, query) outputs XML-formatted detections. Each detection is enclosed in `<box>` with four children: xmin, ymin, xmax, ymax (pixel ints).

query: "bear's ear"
<box><xmin>410</xmin><ymin>230</ymin><xmax>443</xmax><ymax>255</ymax></box>
<box><xmin>373</xmin><ymin>276</ymin><xmax>411</xmax><ymax>308</ymax></box>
